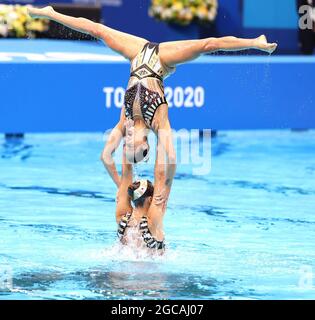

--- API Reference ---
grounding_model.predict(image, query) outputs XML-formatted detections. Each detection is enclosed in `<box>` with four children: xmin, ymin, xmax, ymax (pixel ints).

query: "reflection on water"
<box><xmin>9</xmin><ymin>265</ymin><xmax>233</xmax><ymax>300</ymax></box>
<box><xmin>0</xmin><ymin>184</ymin><xmax>113</xmax><ymax>202</ymax></box>
<box><xmin>1</xmin><ymin>135</ymin><xmax>33</xmax><ymax>161</ymax></box>
<box><xmin>211</xmin><ymin>135</ymin><xmax>231</xmax><ymax>157</ymax></box>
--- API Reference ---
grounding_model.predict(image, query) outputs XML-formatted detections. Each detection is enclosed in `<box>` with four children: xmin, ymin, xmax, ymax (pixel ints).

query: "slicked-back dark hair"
<box><xmin>128</xmin><ymin>180</ymin><xmax>154</xmax><ymax>207</ymax></box>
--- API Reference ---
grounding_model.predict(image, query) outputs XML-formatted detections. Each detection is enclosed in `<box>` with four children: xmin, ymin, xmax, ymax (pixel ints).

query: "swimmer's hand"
<box><xmin>255</xmin><ymin>35</ymin><xmax>277</xmax><ymax>54</ymax></box>
<box><xmin>154</xmin><ymin>188</ymin><xmax>169</xmax><ymax>206</ymax></box>
<box><xmin>26</xmin><ymin>5</ymin><xmax>54</xmax><ymax>19</ymax></box>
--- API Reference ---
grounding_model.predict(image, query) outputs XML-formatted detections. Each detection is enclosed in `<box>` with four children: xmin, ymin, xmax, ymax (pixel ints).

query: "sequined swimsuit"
<box><xmin>124</xmin><ymin>42</ymin><xmax>175</xmax><ymax>128</ymax></box>
<box><xmin>117</xmin><ymin>212</ymin><xmax>165</xmax><ymax>251</ymax></box>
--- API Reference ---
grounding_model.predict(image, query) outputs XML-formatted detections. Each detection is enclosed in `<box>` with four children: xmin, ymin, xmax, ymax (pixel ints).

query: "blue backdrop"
<box><xmin>1</xmin><ymin>40</ymin><xmax>314</xmax><ymax>133</ymax></box>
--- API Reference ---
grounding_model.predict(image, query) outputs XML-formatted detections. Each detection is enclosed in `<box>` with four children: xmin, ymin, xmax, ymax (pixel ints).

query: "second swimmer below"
<box><xmin>115</xmin><ymin>149</ymin><xmax>168</xmax><ymax>254</ymax></box>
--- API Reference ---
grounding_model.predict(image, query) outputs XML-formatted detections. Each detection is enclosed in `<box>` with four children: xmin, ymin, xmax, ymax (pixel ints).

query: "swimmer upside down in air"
<box><xmin>28</xmin><ymin>6</ymin><xmax>278</xmax><ymax>206</ymax></box>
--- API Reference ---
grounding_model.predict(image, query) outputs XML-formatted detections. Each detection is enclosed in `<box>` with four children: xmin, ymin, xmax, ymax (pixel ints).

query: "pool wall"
<box><xmin>0</xmin><ymin>40</ymin><xmax>314</xmax><ymax>133</ymax></box>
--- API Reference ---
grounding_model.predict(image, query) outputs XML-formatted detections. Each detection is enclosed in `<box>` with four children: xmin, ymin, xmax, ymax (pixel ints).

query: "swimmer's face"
<box><xmin>126</xmin><ymin>138</ymin><xmax>150</xmax><ymax>164</ymax></box>
<box><xmin>125</xmin><ymin>126</ymin><xmax>150</xmax><ymax>163</ymax></box>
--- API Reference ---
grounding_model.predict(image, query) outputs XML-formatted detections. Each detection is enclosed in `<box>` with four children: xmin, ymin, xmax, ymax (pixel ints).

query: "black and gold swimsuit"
<box><xmin>124</xmin><ymin>42</ymin><xmax>175</xmax><ymax>128</ymax></box>
<box><xmin>117</xmin><ymin>212</ymin><xmax>165</xmax><ymax>251</ymax></box>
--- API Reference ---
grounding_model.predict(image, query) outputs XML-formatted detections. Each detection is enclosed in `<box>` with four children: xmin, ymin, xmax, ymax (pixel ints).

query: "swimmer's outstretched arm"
<box><xmin>27</xmin><ymin>6</ymin><xmax>148</xmax><ymax>60</ymax></box>
<box><xmin>154</xmin><ymin>121</ymin><xmax>176</xmax><ymax>205</ymax></box>
<box><xmin>101</xmin><ymin>109</ymin><xmax>126</xmax><ymax>187</ymax></box>
<box><xmin>116</xmin><ymin>151</ymin><xmax>133</xmax><ymax>222</ymax></box>
<box><xmin>101</xmin><ymin>123</ymin><xmax>124</xmax><ymax>188</ymax></box>
<box><xmin>147</xmin><ymin>142</ymin><xmax>171</xmax><ymax>229</ymax></box>
<box><xmin>159</xmin><ymin>35</ymin><xmax>278</xmax><ymax>67</ymax></box>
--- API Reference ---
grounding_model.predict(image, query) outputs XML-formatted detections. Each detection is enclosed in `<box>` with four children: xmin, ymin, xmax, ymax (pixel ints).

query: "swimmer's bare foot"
<box><xmin>255</xmin><ymin>35</ymin><xmax>277</xmax><ymax>54</ymax></box>
<box><xmin>27</xmin><ymin>5</ymin><xmax>54</xmax><ymax>19</ymax></box>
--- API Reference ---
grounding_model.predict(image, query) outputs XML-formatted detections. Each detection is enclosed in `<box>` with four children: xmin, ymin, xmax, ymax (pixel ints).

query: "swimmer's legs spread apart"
<box><xmin>160</xmin><ymin>35</ymin><xmax>277</xmax><ymax>66</ymax></box>
<box><xmin>27</xmin><ymin>6</ymin><xmax>147</xmax><ymax>60</ymax></box>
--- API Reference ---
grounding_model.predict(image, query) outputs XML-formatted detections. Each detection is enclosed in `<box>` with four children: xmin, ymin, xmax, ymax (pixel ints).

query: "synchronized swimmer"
<box><xmin>28</xmin><ymin>6</ymin><xmax>277</xmax><ymax>252</ymax></box>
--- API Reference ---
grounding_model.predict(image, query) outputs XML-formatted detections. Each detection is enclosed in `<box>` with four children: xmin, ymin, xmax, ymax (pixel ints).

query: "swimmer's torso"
<box><xmin>124</xmin><ymin>42</ymin><xmax>175</xmax><ymax>128</ymax></box>
<box><xmin>117</xmin><ymin>212</ymin><xmax>165</xmax><ymax>251</ymax></box>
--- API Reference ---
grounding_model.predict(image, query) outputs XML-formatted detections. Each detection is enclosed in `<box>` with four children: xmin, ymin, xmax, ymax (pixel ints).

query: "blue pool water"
<box><xmin>0</xmin><ymin>131</ymin><xmax>315</xmax><ymax>300</ymax></box>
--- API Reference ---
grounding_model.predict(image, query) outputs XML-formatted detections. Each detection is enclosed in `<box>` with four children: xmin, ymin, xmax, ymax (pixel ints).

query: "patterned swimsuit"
<box><xmin>117</xmin><ymin>212</ymin><xmax>165</xmax><ymax>251</ymax></box>
<box><xmin>124</xmin><ymin>42</ymin><xmax>175</xmax><ymax>127</ymax></box>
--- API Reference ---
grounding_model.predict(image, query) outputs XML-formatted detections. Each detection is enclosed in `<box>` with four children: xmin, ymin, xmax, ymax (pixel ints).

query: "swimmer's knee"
<box><xmin>202</xmin><ymin>38</ymin><xmax>219</xmax><ymax>52</ymax></box>
<box><xmin>94</xmin><ymin>24</ymin><xmax>118</xmax><ymax>49</ymax></box>
<box><xmin>92</xmin><ymin>23</ymin><xmax>107</xmax><ymax>39</ymax></box>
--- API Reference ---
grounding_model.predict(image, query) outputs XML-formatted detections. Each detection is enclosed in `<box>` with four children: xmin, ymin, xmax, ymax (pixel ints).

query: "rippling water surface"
<box><xmin>0</xmin><ymin>131</ymin><xmax>315</xmax><ymax>299</ymax></box>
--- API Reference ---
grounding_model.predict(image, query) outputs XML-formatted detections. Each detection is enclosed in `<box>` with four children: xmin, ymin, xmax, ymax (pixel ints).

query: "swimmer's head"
<box><xmin>125</xmin><ymin>121</ymin><xmax>150</xmax><ymax>164</ymax></box>
<box><xmin>126</xmin><ymin>136</ymin><xmax>150</xmax><ymax>164</ymax></box>
<box><xmin>128</xmin><ymin>179</ymin><xmax>154</xmax><ymax>208</ymax></box>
